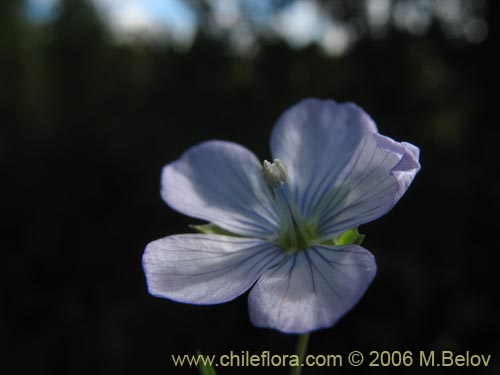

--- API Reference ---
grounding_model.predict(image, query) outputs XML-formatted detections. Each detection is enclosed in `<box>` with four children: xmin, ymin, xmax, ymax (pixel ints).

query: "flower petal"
<box><xmin>143</xmin><ymin>234</ymin><xmax>284</xmax><ymax>304</ymax></box>
<box><xmin>392</xmin><ymin>141</ymin><xmax>421</xmax><ymax>201</ymax></box>
<box><xmin>248</xmin><ymin>245</ymin><xmax>376</xmax><ymax>333</ymax></box>
<box><xmin>270</xmin><ymin>99</ymin><xmax>420</xmax><ymax>237</ymax></box>
<box><xmin>270</xmin><ymin>99</ymin><xmax>378</xmax><ymax>219</ymax></box>
<box><xmin>316</xmin><ymin>133</ymin><xmax>420</xmax><ymax>239</ymax></box>
<box><xmin>162</xmin><ymin>140</ymin><xmax>279</xmax><ymax>238</ymax></box>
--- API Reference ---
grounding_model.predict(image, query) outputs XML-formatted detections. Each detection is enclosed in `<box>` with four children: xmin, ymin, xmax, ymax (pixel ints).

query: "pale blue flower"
<box><xmin>143</xmin><ymin>99</ymin><xmax>420</xmax><ymax>333</ymax></box>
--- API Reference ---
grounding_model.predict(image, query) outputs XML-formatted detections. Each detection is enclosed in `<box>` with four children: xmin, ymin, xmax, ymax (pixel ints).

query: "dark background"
<box><xmin>1</xmin><ymin>0</ymin><xmax>499</xmax><ymax>374</ymax></box>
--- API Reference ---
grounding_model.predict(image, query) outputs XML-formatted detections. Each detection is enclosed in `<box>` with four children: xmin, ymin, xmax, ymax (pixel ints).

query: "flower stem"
<box><xmin>290</xmin><ymin>333</ymin><xmax>310</xmax><ymax>375</ymax></box>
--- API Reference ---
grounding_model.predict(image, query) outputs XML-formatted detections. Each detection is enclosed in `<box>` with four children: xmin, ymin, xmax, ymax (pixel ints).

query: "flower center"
<box><xmin>262</xmin><ymin>159</ymin><xmax>316</xmax><ymax>253</ymax></box>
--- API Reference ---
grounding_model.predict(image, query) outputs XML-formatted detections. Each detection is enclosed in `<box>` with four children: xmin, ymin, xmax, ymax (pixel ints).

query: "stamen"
<box><xmin>262</xmin><ymin>159</ymin><xmax>288</xmax><ymax>188</ymax></box>
<box><xmin>262</xmin><ymin>159</ymin><xmax>314</xmax><ymax>252</ymax></box>
<box><xmin>278</xmin><ymin>185</ymin><xmax>311</xmax><ymax>246</ymax></box>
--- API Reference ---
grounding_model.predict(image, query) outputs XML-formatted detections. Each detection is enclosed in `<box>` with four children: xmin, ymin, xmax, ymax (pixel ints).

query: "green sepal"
<box><xmin>322</xmin><ymin>228</ymin><xmax>365</xmax><ymax>246</ymax></box>
<box><xmin>190</xmin><ymin>223</ymin><xmax>241</xmax><ymax>237</ymax></box>
<box><xmin>196</xmin><ymin>350</ymin><xmax>217</xmax><ymax>375</ymax></box>
<box><xmin>336</xmin><ymin>227</ymin><xmax>365</xmax><ymax>245</ymax></box>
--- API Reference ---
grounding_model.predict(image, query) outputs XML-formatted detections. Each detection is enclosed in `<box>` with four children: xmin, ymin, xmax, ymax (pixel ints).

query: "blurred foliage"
<box><xmin>1</xmin><ymin>0</ymin><xmax>499</xmax><ymax>374</ymax></box>
<box><xmin>189</xmin><ymin>0</ymin><xmax>488</xmax><ymax>44</ymax></box>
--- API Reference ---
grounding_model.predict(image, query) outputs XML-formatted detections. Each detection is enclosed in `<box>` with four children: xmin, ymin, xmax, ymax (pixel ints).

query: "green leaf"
<box><xmin>196</xmin><ymin>350</ymin><xmax>217</xmax><ymax>375</ymax></box>
<box><xmin>190</xmin><ymin>223</ymin><xmax>241</xmax><ymax>237</ymax></box>
<box><xmin>321</xmin><ymin>228</ymin><xmax>365</xmax><ymax>246</ymax></box>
